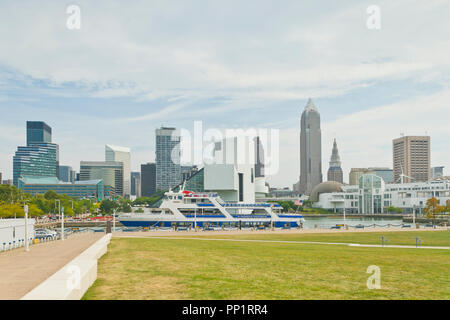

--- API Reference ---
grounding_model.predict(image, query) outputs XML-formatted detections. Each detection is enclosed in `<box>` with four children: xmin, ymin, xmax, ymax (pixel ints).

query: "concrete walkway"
<box><xmin>0</xmin><ymin>232</ymin><xmax>103</xmax><ymax>300</ymax></box>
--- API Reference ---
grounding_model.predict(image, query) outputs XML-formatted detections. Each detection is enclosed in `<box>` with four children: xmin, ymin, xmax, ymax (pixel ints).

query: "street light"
<box><xmin>61</xmin><ymin>206</ymin><xmax>65</xmax><ymax>241</ymax></box>
<box><xmin>69</xmin><ymin>200</ymin><xmax>74</xmax><ymax>217</ymax></box>
<box><xmin>55</xmin><ymin>199</ymin><xmax>64</xmax><ymax>240</ymax></box>
<box><xmin>113</xmin><ymin>208</ymin><xmax>116</xmax><ymax>233</ymax></box>
<box><xmin>24</xmin><ymin>204</ymin><xmax>29</xmax><ymax>252</ymax></box>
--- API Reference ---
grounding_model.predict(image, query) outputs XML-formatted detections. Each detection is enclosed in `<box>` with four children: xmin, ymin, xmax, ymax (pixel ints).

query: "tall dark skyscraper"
<box><xmin>327</xmin><ymin>139</ymin><xmax>343</xmax><ymax>183</ymax></box>
<box><xmin>131</xmin><ymin>171</ymin><xmax>141</xmax><ymax>197</ymax></box>
<box><xmin>141</xmin><ymin>163</ymin><xmax>156</xmax><ymax>197</ymax></box>
<box><xmin>13</xmin><ymin>121</ymin><xmax>59</xmax><ymax>187</ymax></box>
<box><xmin>254</xmin><ymin>136</ymin><xmax>265</xmax><ymax>178</ymax></box>
<box><xmin>297</xmin><ymin>99</ymin><xmax>322</xmax><ymax>195</ymax></box>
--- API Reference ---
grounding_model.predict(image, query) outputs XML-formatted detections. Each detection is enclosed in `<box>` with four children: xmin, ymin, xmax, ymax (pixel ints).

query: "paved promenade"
<box><xmin>0</xmin><ymin>232</ymin><xmax>103</xmax><ymax>300</ymax></box>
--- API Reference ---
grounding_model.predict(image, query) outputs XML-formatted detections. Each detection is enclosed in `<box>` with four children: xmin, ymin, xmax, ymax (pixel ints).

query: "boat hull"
<box><xmin>119</xmin><ymin>217</ymin><xmax>305</xmax><ymax>229</ymax></box>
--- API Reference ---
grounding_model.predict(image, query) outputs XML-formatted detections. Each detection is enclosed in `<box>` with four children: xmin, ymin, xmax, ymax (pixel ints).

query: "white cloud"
<box><xmin>1</xmin><ymin>0</ymin><xmax>450</xmax><ymax>186</ymax></box>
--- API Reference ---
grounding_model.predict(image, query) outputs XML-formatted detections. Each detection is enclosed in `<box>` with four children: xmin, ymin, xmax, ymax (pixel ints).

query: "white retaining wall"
<box><xmin>21</xmin><ymin>233</ymin><xmax>111</xmax><ymax>300</ymax></box>
<box><xmin>0</xmin><ymin>219</ymin><xmax>35</xmax><ymax>250</ymax></box>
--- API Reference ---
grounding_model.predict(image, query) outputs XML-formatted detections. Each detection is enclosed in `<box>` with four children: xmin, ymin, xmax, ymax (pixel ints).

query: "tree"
<box><xmin>44</xmin><ymin>190</ymin><xmax>59</xmax><ymax>200</ymax></box>
<box><xmin>99</xmin><ymin>199</ymin><xmax>118</xmax><ymax>214</ymax></box>
<box><xmin>424</xmin><ymin>197</ymin><xmax>442</xmax><ymax>219</ymax></box>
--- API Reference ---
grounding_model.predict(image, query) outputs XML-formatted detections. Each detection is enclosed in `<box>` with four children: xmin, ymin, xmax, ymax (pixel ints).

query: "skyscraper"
<box><xmin>131</xmin><ymin>172</ymin><xmax>141</xmax><ymax>197</ymax></box>
<box><xmin>59</xmin><ymin>165</ymin><xmax>76</xmax><ymax>183</ymax></box>
<box><xmin>80</xmin><ymin>161</ymin><xmax>124</xmax><ymax>197</ymax></box>
<box><xmin>327</xmin><ymin>139</ymin><xmax>343</xmax><ymax>184</ymax></box>
<box><xmin>393</xmin><ymin>136</ymin><xmax>430</xmax><ymax>183</ymax></box>
<box><xmin>13</xmin><ymin>121</ymin><xmax>59</xmax><ymax>187</ymax></box>
<box><xmin>141</xmin><ymin>163</ymin><xmax>156</xmax><ymax>197</ymax></box>
<box><xmin>254</xmin><ymin>136</ymin><xmax>265</xmax><ymax>178</ymax></box>
<box><xmin>26</xmin><ymin>121</ymin><xmax>52</xmax><ymax>145</ymax></box>
<box><xmin>156</xmin><ymin>127</ymin><xmax>181</xmax><ymax>191</ymax></box>
<box><xmin>105</xmin><ymin>145</ymin><xmax>131</xmax><ymax>198</ymax></box>
<box><xmin>298</xmin><ymin>99</ymin><xmax>322</xmax><ymax>195</ymax></box>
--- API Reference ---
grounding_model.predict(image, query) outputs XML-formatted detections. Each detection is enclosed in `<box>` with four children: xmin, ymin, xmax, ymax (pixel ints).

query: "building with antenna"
<box><xmin>393</xmin><ymin>136</ymin><xmax>430</xmax><ymax>183</ymax></box>
<box><xmin>327</xmin><ymin>139</ymin><xmax>343</xmax><ymax>183</ymax></box>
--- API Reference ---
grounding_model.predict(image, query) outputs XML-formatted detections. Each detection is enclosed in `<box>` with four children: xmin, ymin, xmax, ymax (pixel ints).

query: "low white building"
<box><xmin>0</xmin><ymin>219</ymin><xmax>35</xmax><ymax>249</ymax></box>
<box><xmin>313</xmin><ymin>174</ymin><xmax>450</xmax><ymax>214</ymax></box>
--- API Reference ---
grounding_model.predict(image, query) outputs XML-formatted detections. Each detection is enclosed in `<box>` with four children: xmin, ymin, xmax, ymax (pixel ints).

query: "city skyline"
<box><xmin>0</xmin><ymin>118</ymin><xmax>448</xmax><ymax>189</ymax></box>
<box><xmin>0</xmin><ymin>1</ymin><xmax>449</xmax><ymax>187</ymax></box>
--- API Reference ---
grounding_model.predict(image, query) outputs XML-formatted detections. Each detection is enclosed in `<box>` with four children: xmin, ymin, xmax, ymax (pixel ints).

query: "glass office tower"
<box><xmin>26</xmin><ymin>121</ymin><xmax>52</xmax><ymax>145</ymax></box>
<box><xmin>59</xmin><ymin>165</ymin><xmax>76</xmax><ymax>183</ymax></box>
<box><xmin>80</xmin><ymin>161</ymin><xmax>124</xmax><ymax>197</ymax></box>
<box><xmin>358</xmin><ymin>174</ymin><xmax>385</xmax><ymax>214</ymax></box>
<box><xmin>13</xmin><ymin>121</ymin><xmax>59</xmax><ymax>187</ymax></box>
<box><xmin>156</xmin><ymin>127</ymin><xmax>181</xmax><ymax>191</ymax></box>
<box><xmin>141</xmin><ymin>163</ymin><xmax>156</xmax><ymax>197</ymax></box>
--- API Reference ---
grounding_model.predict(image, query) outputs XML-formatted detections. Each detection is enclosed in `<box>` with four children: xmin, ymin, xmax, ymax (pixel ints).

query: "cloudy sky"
<box><xmin>0</xmin><ymin>0</ymin><xmax>449</xmax><ymax>187</ymax></box>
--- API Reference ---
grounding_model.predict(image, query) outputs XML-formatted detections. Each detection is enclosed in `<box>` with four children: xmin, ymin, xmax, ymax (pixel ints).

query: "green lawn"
<box><xmin>83</xmin><ymin>232</ymin><xmax>450</xmax><ymax>300</ymax></box>
<box><xmin>190</xmin><ymin>230</ymin><xmax>450</xmax><ymax>247</ymax></box>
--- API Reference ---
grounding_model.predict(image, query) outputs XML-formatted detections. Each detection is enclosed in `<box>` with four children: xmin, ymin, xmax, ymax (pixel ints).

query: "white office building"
<box><xmin>312</xmin><ymin>174</ymin><xmax>450</xmax><ymax>214</ymax></box>
<box><xmin>105</xmin><ymin>145</ymin><xmax>131</xmax><ymax>198</ymax></box>
<box><xmin>204</xmin><ymin>136</ymin><xmax>268</xmax><ymax>203</ymax></box>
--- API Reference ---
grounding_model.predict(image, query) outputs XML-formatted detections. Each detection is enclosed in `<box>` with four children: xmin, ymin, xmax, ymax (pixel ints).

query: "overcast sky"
<box><xmin>0</xmin><ymin>0</ymin><xmax>449</xmax><ymax>187</ymax></box>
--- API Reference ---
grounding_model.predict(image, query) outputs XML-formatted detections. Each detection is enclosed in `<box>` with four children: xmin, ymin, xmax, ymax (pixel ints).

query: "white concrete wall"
<box><xmin>204</xmin><ymin>164</ymin><xmax>237</xmax><ymax>190</ymax></box>
<box><xmin>0</xmin><ymin>219</ymin><xmax>35</xmax><ymax>248</ymax></box>
<box><xmin>21</xmin><ymin>234</ymin><xmax>111</xmax><ymax>300</ymax></box>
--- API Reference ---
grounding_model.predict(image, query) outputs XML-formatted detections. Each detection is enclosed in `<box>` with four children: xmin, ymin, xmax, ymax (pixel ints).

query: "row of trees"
<box><xmin>0</xmin><ymin>185</ymin><xmax>122</xmax><ymax>218</ymax></box>
<box><xmin>0</xmin><ymin>184</ymin><xmax>167</xmax><ymax>218</ymax></box>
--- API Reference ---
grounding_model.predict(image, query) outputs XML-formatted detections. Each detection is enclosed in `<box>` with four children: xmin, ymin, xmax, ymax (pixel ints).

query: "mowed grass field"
<box><xmin>190</xmin><ymin>230</ymin><xmax>450</xmax><ymax>247</ymax></box>
<box><xmin>83</xmin><ymin>231</ymin><xmax>450</xmax><ymax>300</ymax></box>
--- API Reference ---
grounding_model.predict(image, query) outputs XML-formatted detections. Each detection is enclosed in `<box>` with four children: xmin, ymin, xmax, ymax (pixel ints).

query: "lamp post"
<box><xmin>113</xmin><ymin>208</ymin><xmax>116</xmax><ymax>233</ymax></box>
<box><xmin>194</xmin><ymin>209</ymin><xmax>197</xmax><ymax>232</ymax></box>
<box><xmin>24</xmin><ymin>204</ymin><xmax>29</xmax><ymax>252</ymax></box>
<box><xmin>69</xmin><ymin>200</ymin><xmax>74</xmax><ymax>217</ymax></box>
<box><xmin>55</xmin><ymin>199</ymin><xmax>60</xmax><ymax>218</ymax></box>
<box><xmin>61</xmin><ymin>206</ymin><xmax>65</xmax><ymax>241</ymax></box>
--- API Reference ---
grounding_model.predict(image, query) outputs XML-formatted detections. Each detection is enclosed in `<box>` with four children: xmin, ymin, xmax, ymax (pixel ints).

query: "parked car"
<box><xmin>35</xmin><ymin>230</ymin><xmax>56</xmax><ymax>239</ymax></box>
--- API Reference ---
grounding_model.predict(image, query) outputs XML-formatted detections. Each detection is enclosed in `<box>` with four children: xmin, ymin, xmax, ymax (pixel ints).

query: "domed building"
<box><xmin>310</xmin><ymin>181</ymin><xmax>344</xmax><ymax>203</ymax></box>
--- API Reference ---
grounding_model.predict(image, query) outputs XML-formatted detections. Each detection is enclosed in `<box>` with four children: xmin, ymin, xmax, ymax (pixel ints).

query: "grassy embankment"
<box><xmin>83</xmin><ymin>231</ymin><xmax>450</xmax><ymax>300</ymax></box>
